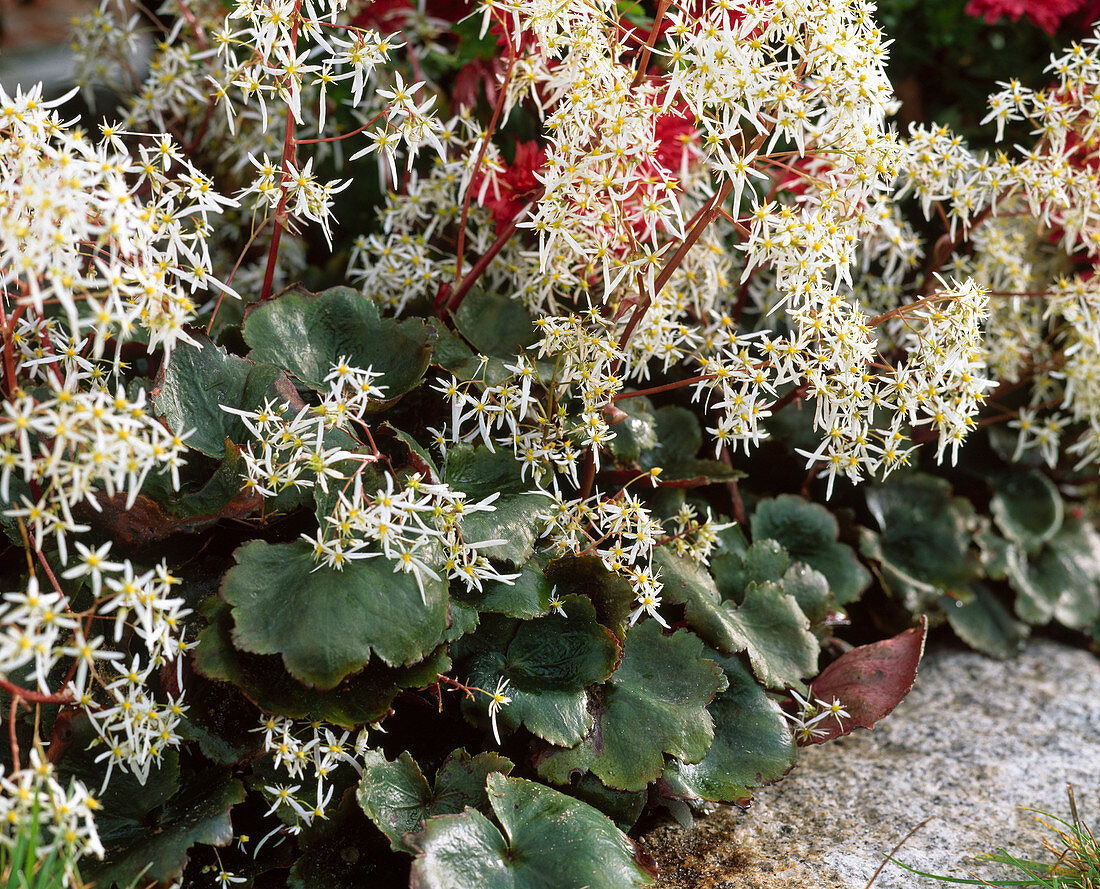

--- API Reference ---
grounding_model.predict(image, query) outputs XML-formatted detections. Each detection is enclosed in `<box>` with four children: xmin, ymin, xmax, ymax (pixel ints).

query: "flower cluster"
<box><xmin>226</xmin><ymin>358</ymin><xmax>518</xmax><ymax>594</ymax></box>
<box><xmin>1</xmin><ymin>548</ymin><xmax>191</xmax><ymax>790</ymax></box>
<box><xmin>250</xmin><ymin>715</ymin><xmax>369</xmax><ymax>846</ymax></box>
<box><xmin>903</xmin><ymin>34</ymin><xmax>1100</xmax><ymax>470</ymax></box>
<box><xmin>0</xmin><ymin>82</ymin><xmax>236</xmax><ymax>359</ymax></box>
<box><xmin>0</xmin><ymin>753</ymin><xmax>103</xmax><ymax>868</ymax></box>
<box><xmin>964</xmin><ymin>0</ymin><xmax>1094</xmax><ymax>35</ymax></box>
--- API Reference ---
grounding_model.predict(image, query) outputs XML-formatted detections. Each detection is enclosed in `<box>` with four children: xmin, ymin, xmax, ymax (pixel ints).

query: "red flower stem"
<box><xmin>630</xmin><ymin>0</ymin><xmax>671</xmax><ymax>90</ymax></box>
<box><xmin>207</xmin><ymin>211</ymin><xmax>275</xmax><ymax>334</ymax></box>
<box><xmin>610</xmin><ymin>372</ymin><xmax>718</xmax><ymax>401</ymax></box>
<box><xmin>1</xmin><ymin>302</ymin><xmax>24</xmax><ymax>397</ymax></box>
<box><xmin>444</xmin><ymin>191</ymin><xmax>542</xmax><ymax>315</ymax></box>
<box><xmin>0</xmin><ymin>676</ymin><xmax>73</xmax><ymax>706</ymax></box>
<box><xmin>613</xmin><ymin>176</ymin><xmax>736</xmax><ymax>370</ymax></box>
<box><xmin>259</xmin><ymin>4</ymin><xmax>302</xmax><ymax>303</ymax></box>
<box><xmin>719</xmin><ymin>445</ymin><xmax>748</xmax><ymax>528</ymax></box>
<box><xmin>292</xmin><ymin>110</ymin><xmax>384</xmax><ymax>145</ymax></box>
<box><xmin>452</xmin><ymin>50</ymin><xmax>518</xmax><ymax>293</ymax></box>
<box><xmin>186</xmin><ymin>95</ymin><xmax>218</xmax><ymax>155</ymax></box>
<box><xmin>766</xmin><ymin>381</ymin><xmax>809</xmax><ymax>414</ymax></box>
<box><xmin>578</xmin><ymin>450</ymin><xmax>596</xmax><ymax>499</ymax></box>
<box><xmin>174</xmin><ymin>0</ymin><xmax>208</xmax><ymax>51</ymax></box>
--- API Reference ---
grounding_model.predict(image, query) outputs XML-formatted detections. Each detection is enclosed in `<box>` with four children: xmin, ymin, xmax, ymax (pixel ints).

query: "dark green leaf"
<box><xmin>1046</xmin><ymin>518</ymin><xmax>1100</xmax><ymax>629</ymax></box>
<box><xmin>721</xmin><ymin>581</ymin><xmax>820</xmax><ymax>690</ymax></box>
<box><xmin>459</xmin><ymin>597</ymin><xmax>620</xmax><ymax>745</ymax></box>
<box><xmin>780</xmin><ymin>562</ymin><xmax>834</xmax><ymax>629</ymax></box>
<box><xmin>409</xmin><ymin>774</ymin><xmax>657</xmax><ymax>889</ymax></box>
<box><xmin>176</xmin><ymin>665</ymin><xmax>264</xmax><ymax>766</ymax></box>
<box><xmin>195</xmin><ymin>599</ymin><xmax>448</xmax><ymax>727</ymax></box>
<box><xmin>152</xmin><ymin>334</ymin><xmax>298</xmax><ymax>458</ymax></box>
<box><xmin>453</xmin><ymin>289</ymin><xmax>537</xmax><ymax>358</ymax></box>
<box><xmin>653</xmin><ymin>547</ymin><xmax>734</xmax><ymax>651</ymax></box>
<box><xmin>944</xmin><ymin>584</ymin><xmax>1028</xmax><ymax>660</ymax></box>
<box><xmin>358</xmin><ymin>748</ymin><xmax>514</xmax><ymax>851</ymax></box>
<box><xmin>751</xmin><ymin>495</ymin><xmax>869</xmax><ymax>605</ymax></box>
<box><xmin>444</xmin><ymin>443</ymin><xmax>529</xmax><ymax>498</ymax></box>
<box><xmin>974</xmin><ymin>521</ymin><xmax>1015</xmax><ymax>581</ymax></box>
<box><xmin>608</xmin><ymin>398</ymin><xmax>657</xmax><ymax>464</ymax></box>
<box><xmin>389</xmin><ymin>425</ymin><xmax>442</xmax><ymax>483</ymax></box>
<box><xmin>222</xmin><ymin>539</ymin><xmax>448</xmax><ymax>688</ymax></box>
<box><xmin>458</xmin><ymin>492</ymin><xmax>547</xmax><ymax>564</ymax></box>
<box><xmin>637</xmin><ymin>406</ymin><xmax>701</xmax><ymax>473</ymax></box>
<box><xmin>713</xmin><ymin>538</ymin><xmax>791</xmax><ymax>603</ymax></box>
<box><xmin>453</xmin><ymin>557</ymin><xmax>554</xmax><ymax>619</ymax></box>
<box><xmin>663</xmin><ymin>653</ymin><xmax>796</xmax><ymax>804</ymax></box>
<box><xmin>989</xmin><ymin>469</ymin><xmax>1063</xmax><ymax>551</ymax></box>
<box><xmin>545</xmin><ymin>555</ymin><xmax>636</xmax><ymax>638</ymax></box>
<box><xmin>428</xmin><ymin>323</ymin><xmax>514</xmax><ymax>386</ymax></box>
<box><xmin>537</xmin><ymin>621</ymin><xmax>725</xmax><ymax>791</ymax></box>
<box><xmin>243</xmin><ymin>286</ymin><xmax>432</xmax><ymax>397</ymax></box>
<box><xmin>58</xmin><ymin>723</ymin><xmax>244</xmax><ymax>889</ymax></box>
<box><xmin>862</xmin><ymin>474</ymin><xmax>980</xmax><ymax>612</ymax></box>
<box><xmin>1010</xmin><ymin>517</ymin><xmax>1100</xmax><ymax>628</ymax></box>
<box><xmin>289</xmin><ymin>788</ymin><xmax>406</xmax><ymax>889</ymax></box>
<box><xmin>558</xmin><ymin>773</ymin><xmax>647</xmax><ymax>832</ymax></box>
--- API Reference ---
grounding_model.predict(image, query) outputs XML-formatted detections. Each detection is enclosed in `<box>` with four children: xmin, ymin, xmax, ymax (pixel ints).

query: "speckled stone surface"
<box><xmin>638</xmin><ymin>638</ymin><xmax>1100</xmax><ymax>888</ymax></box>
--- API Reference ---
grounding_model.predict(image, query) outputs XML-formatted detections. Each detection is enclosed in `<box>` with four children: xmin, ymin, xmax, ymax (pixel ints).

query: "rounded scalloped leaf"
<box><xmin>452</xmin><ymin>288</ymin><xmax>538</xmax><ymax>358</ymax></box>
<box><xmin>713</xmin><ymin>539</ymin><xmax>791</xmax><ymax>603</ymax></box>
<box><xmin>609</xmin><ymin>397</ymin><xmax>658</xmax><ymax>464</ymax></box>
<box><xmin>990</xmin><ymin>469</ymin><xmax>1063</xmax><ymax>551</ymax></box>
<box><xmin>459</xmin><ymin>597</ymin><xmax>620</xmax><ymax>746</ymax></box>
<box><xmin>1046</xmin><ymin>518</ymin><xmax>1100</xmax><ymax>628</ymax></box>
<box><xmin>750</xmin><ymin>495</ymin><xmax>869</xmax><ymax>605</ymax></box>
<box><xmin>409</xmin><ymin>774</ymin><xmax>657</xmax><ymax>889</ymax></box>
<box><xmin>194</xmin><ymin>599</ymin><xmax>448</xmax><ymax>727</ymax></box>
<box><xmin>721</xmin><ymin>580</ymin><xmax>820</xmax><ymax>691</ymax></box>
<box><xmin>357</xmin><ymin>749</ymin><xmax>514</xmax><ymax>851</ymax></box>
<box><xmin>221</xmin><ymin>539</ymin><xmax>448</xmax><ymax>689</ymax></box>
<box><xmin>536</xmin><ymin>621</ymin><xmax>726</xmax><ymax>792</ymax></box>
<box><xmin>1009</xmin><ymin>517</ymin><xmax>1100</xmax><ymax>629</ymax></box>
<box><xmin>862</xmin><ymin>474</ymin><xmax>980</xmax><ymax>611</ymax></box>
<box><xmin>780</xmin><ymin>562</ymin><xmax>834</xmax><ymax>628</ymax></box>
<box><xmin>653</xmin><ymin>548</ymin><xmax>732</xmax><ymax>652</ymax></box>
<box><xmin>560</xmin><ymin>773</ymin><xmax>648</xmax><ymax>832</ymax></box>
<box><xmin>458</xmin><ymin>491</ymin><xmax>547</xmax><ymax>565</ymax></box>
<box><xmin>88</xmin><ymin>769</ymin><xmax>244</xmax><ymax>888</ymax></box>
<box><xmin>152</xmin><ymin>334</ymin><xmax>300</xmax><ymax>458</ymax></box>
<box><xmin>637</xmin><ymin>406</ymin><xmax>701</xmax><ymax>473</ymax></box>
<box><xmin>545</xmin><ymin>555</ymin><xmax>637</xmax><ymax>639</ymax></box>
<box><xmin>242</xmin><ymin>286</ymin><xmax>432</xmax><ymax>396</ymax></box>
<box><xmin>663</xmin><ymin>652</ymin><xmax>796</xmax><ymax>804</ymax></box>
<box><xmin>443</xmin><ymin>442</ymin><xmax>530</xmax><ymax>498</ymax></box>
<box><xmin>944</xmin><ymin>585</ymin><xmax>1028</xmax><ymax>660</ymax></box>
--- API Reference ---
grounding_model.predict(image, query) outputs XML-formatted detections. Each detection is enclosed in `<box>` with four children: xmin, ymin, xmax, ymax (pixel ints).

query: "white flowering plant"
<box><xmin>1</xmin><ymin>0</ymin><xmax>1099</xmax><ymax>885</ymax></box>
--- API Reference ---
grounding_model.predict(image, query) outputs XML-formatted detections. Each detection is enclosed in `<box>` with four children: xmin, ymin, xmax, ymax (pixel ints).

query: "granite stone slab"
<box><xmin>639</xmin><ymin>638</ymin><xmax>1100</xmax><ymax>888</ymax></box>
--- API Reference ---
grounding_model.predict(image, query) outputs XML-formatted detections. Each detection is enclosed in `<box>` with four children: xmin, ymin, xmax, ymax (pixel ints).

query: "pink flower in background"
<box><xmin>964</xmin><ymin>0</ymin><xmax>1089</xmax><ymax>34</ymax></box>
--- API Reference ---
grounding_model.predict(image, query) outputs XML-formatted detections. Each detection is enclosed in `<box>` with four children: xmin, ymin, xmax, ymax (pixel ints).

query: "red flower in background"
<box><xmin>652</xmin><ymin>103</ymin><xmax>697</xmax><ymax>176</ymax></box>
<box><xmin>478</xmin><ymin>141</ymin><xmax>547</xmax><ymax>229</ymax></box>
<box><xmin>964</xmin><ymin>0</ymin><xmax>1091</xmax><ymax>34</ymax></box>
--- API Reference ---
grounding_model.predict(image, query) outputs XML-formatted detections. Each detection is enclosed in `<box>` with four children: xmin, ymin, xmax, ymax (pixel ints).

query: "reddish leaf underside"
<box><xmin>802</xmin><ymin>616</ymin><xmax>927</xmax><ymax>745</ymax></box>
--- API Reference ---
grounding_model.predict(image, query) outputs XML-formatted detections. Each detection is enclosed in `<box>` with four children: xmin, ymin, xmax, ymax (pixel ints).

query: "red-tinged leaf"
<box><xmin>89</xmin><ymin>488</ymin><xmax>263</xmax><ymax>546</ymax></box>
<box><xmin>801</xmin><ymin>617</ymin><xmax>927</xmax><ymax>745</ymax></box>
